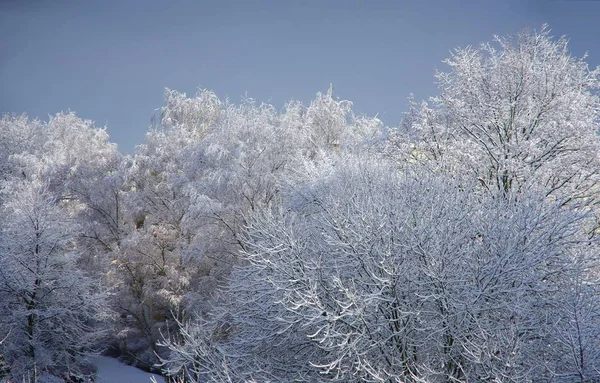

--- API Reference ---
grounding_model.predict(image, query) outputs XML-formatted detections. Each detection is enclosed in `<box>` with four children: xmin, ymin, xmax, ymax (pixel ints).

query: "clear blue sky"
<box><xmin>1</xmin><ymin>0</ymin><xmax>599</xmax><ymax>154</ymax></box>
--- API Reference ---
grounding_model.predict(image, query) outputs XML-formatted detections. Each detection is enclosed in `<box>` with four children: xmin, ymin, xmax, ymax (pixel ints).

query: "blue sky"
<box><xmin>1</xmin><ymin>0</ymin><xmax>599</xmax><ymax>153</ymax></box>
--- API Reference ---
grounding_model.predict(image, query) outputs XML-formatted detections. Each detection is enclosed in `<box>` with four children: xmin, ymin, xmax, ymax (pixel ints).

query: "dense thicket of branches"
<box><xmin>1</xmin><ymin>26</ymin><xmax>600</xmax><ymax>382</ymax></box>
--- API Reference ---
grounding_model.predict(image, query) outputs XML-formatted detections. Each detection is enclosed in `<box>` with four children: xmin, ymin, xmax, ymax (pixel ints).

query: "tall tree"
<box><xmin>0</xmin><ymin>177</ymin><xmax>110</xmax><ymax>382</ymax></box>
<box><xmin>396</xmin><ymin>25</ymin><xmax>600</xmax><ymax>201</ymax></box>
<box><xmin>160</xmin><ymin>157</ymin><xmax>600</xmax><ymax>382</ymax></box>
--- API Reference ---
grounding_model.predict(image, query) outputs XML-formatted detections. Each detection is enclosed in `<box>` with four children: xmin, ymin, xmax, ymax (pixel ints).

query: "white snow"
<box><xmin>92</xmin><ymin>356</ymin><xmax>165</xmax><ymax>383</ymax></box>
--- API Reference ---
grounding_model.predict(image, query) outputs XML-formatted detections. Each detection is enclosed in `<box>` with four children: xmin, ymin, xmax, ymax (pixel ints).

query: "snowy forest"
<box><xmin>2</xmin><ymin>26</ymin><xmax>600</xmax><ymax>382</ymax></box>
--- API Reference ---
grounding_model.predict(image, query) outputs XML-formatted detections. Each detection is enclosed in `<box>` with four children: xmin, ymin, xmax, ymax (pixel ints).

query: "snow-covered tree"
<box><xmin>0</xmin><ymin>112</ymin><xmax>121</xmax><ymax>381</ymax></box>
<box><xmin>395</xmin><ymin>25</ymin><xmax>600</xmax><ymax>202</ymax></box>
<box><xmin>110</xmin><ymin>90</ymin><xmax>228</xmax><ymax>368</ymax></box>
<box><xmin>0</xmin><ymin>177</ymin><xmax>110</xmax><ymax>382</ymax></box>
<box><xmin>154</xmin><ymin>88</ymin><xmax>384</xmax><ymax>381</ymax></box>
<box><xmin>164</xmin><ymin>157</ymin><xmax>600</xmax><ymax>382</ymax></box>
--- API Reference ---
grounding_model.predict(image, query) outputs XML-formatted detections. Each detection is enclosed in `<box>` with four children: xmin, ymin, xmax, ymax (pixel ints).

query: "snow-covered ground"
<box><xmin>92</xmin><ymin>356</ymin><xmax>165</xmax><ymax>383</ymax></box>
